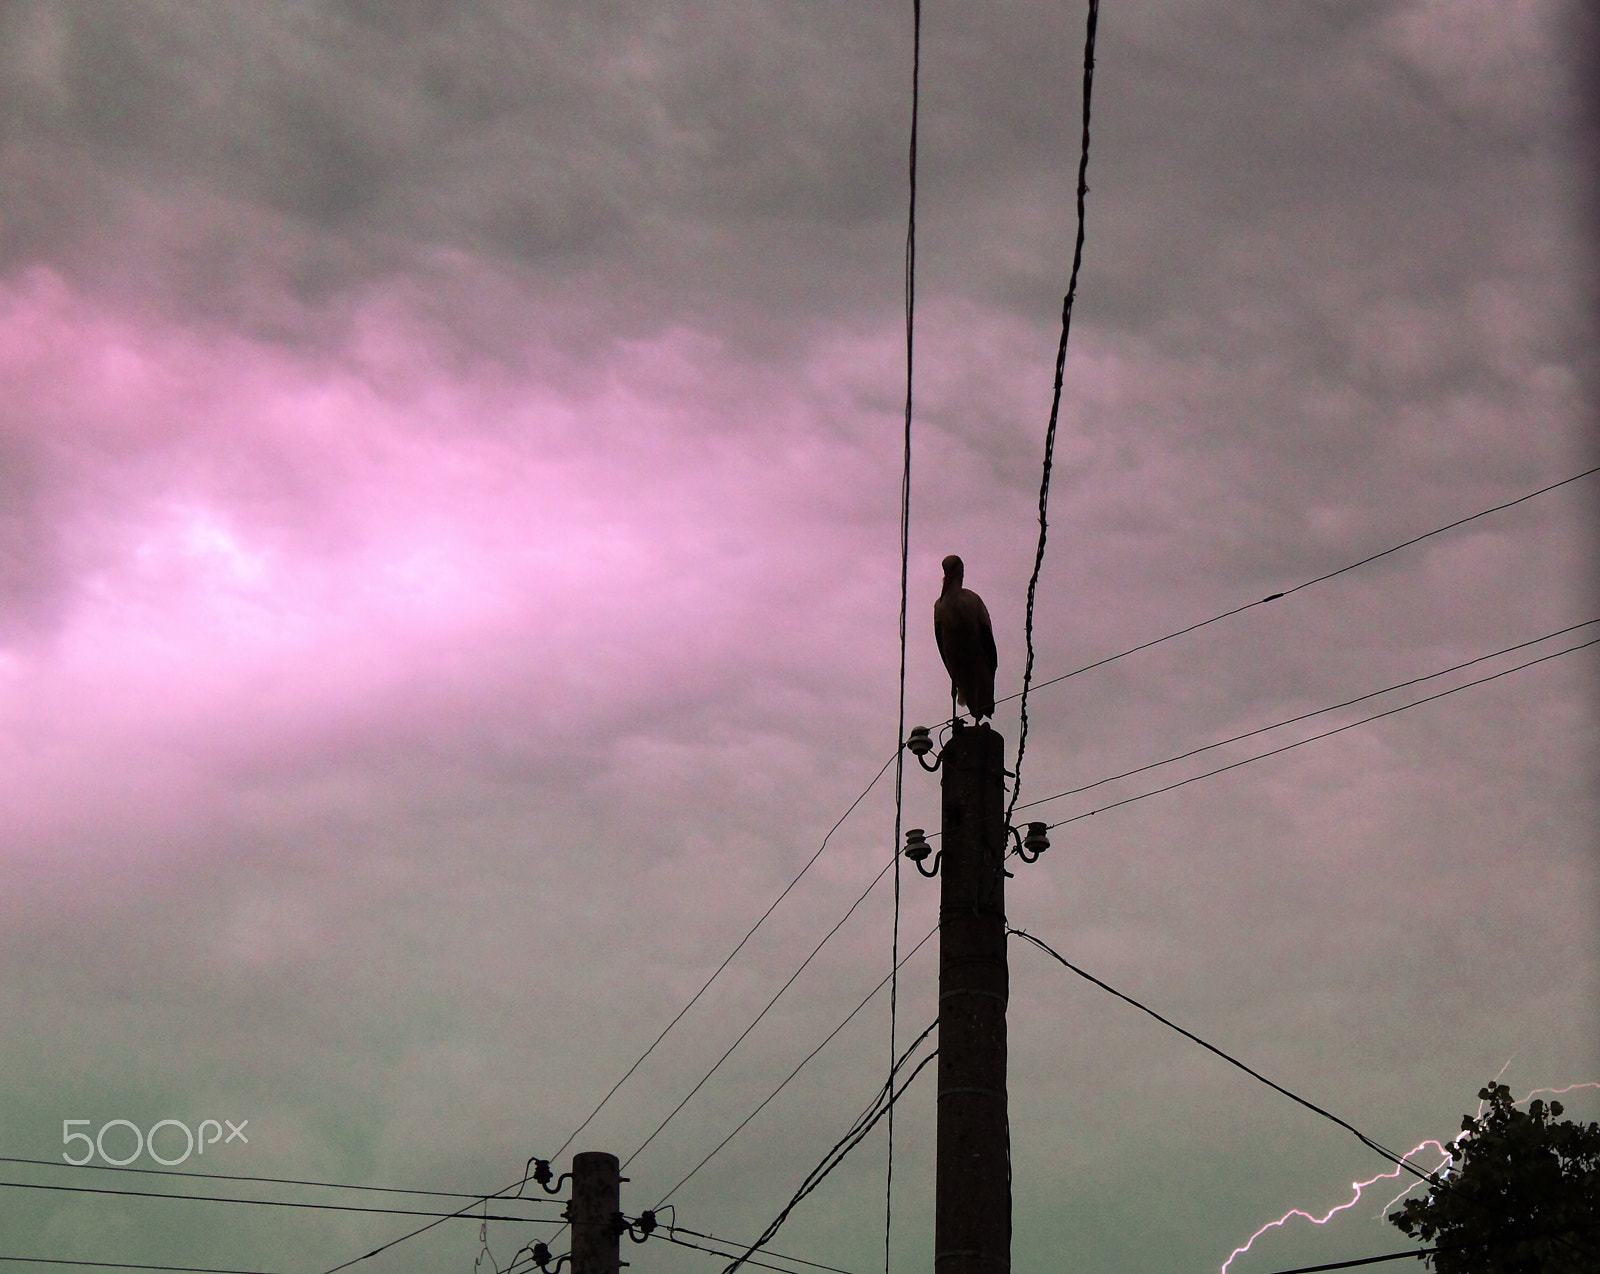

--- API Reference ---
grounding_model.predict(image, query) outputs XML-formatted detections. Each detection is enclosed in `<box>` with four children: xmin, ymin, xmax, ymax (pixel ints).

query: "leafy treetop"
<box><xmin>1388</xmin><ymin>1081</ymin><xmax>1599</xmax><ymax>1273</ymax></box>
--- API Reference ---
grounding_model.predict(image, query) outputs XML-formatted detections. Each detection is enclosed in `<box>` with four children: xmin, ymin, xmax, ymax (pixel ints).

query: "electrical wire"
<box><xmin>622</xmin><ymin>849</ymin><xmax>901</xmax><ymax>1172</ymax></box>
<box><xmin>316</xmin><ymin>1173</ymin><xmax>556</xmax><ymax>1274</ymax></box>
<box><xmin>552</xmin><ymin>751</ymin><xmax>898</xmax><ymax>1165</ymax></box>
<box><xmin>1015</xmin><ymin>925</ymin><xmax>1594</xmax><ymax>1266</ymax></box>
<box><xmin>1255</xmin><ymin>1253</ymin><xmax>1436</xmax><ymax>1273</ymax></box>
<box><xmin>1007</xmin><ymin>0</ymin><xmax>1100</xmax><ymax>832</ymax></box>
<box><xmin>1037</xmin><ymin>633</ymin><xmax>1600</xmax><ymax>831</ymax></box>
<box><xmin>885</xmin><ymin>7</ymin><xmax>921</xmax><ymax>1272</ymax></box>
<box><xmin>1009</xmin><ymin>927</ymin><xmax>1438</xmax><ymax>1183</ymax></box>
<box><xmin>659</xmin><ymin>1231</ymin><xmax>857</xmax><ymax>1274</ymax></box>
<box><xmin>1011</xmin><ymin>619</ymin><xmax>1598</xmax><ymax>817</ymax></box>
<box><xmin>994</xmin><ymin>463</ymin><xmax>1600</xmax><ymax>712</ymax></box>
<box><xmin>0</xmin><ymin>1156</ymin><xmax>511</xmax><ymax>1203</ymax></box>
<box><xmin>654</xmin><ymin>923</ymin><xmax>939</xmax><ymax>1209</ymax></box>
<box><xmin>923</xmin><ymin>621</ymin><xmax>1598</xmax><ymax>850</ymax></box>
<box><xmin>1014</xmin><ymin>922</ymin><xmax>1600</xmax><ymax>1270</ymax></box>
<box><xmin>669</xmin><ymin>1227</ymin><xmax>863</xmax><ymax>1274</ymax></box>
<box><xmin>0</xmin><ymin>1260</ymin><xmax>289</xmax><ymax>1274</ymax></box>
<box><xmin>889</xmin><ymin>4</ymin><xmax>928</xmax><ymax>1267</ymax></box>
<box><xmin>721</xmin><ymin>1030</ymin><xmax>939</xmax><ymax>1274</ymax></box>
<box><xmin>1254</xmin><ymin>1217</ymin><xmax>1600</xmax><ymax>1274</ymax></box>
<box><xmin>0</xmin><ymin>1177</ymin><xmax>550</xmax><ymax>1222</ymax></box>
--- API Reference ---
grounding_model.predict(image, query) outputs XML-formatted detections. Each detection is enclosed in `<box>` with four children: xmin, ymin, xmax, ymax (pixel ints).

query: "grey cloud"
<box><xmin>0</xmin><ymin>3</ymin><xmax>1593</xmax><ymax>1272</ymax></box>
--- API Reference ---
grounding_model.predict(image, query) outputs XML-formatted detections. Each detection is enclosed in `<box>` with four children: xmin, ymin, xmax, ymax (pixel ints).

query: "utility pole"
<box><xmin>569</xmin><ymin>1150</ymin><xmax>623</xmax><ymax>1274</ymax></box>
<box><xmin>936</xmin><ymin>721</ymin><xmax>1010</xmax><ymax>1274</ymax></box>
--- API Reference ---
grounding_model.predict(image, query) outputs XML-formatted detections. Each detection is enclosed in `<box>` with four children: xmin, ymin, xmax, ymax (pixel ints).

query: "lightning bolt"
<box><xmin>1222</xmin><ymin>1079</ymin><xmax>1600</xmax><ymax>1272</ymax></box>
<box><xmin>1521</xmin><ymin>1082</ymin><xmax>1600</xmax><ymax>1101</ymax></box>
<box><xmin>1219</xmin><ymin>1141</ymin><xmax>1449</xmax><ymax>1274</ymax></box>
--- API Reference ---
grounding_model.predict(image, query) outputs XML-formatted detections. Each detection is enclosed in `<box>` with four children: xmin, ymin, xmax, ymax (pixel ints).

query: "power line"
<box><xmin>886</xmin><ymin>4</ymin><xmax>922</xmax><ymax>1269</ymax></box>
<box><xmin>316</xmin><ymin>1172</ymin><xmax>557</xmax><ymax>1274</ymax></box>
<box><xmin>669</xmin><ymin>1227</ymin><xmax>864</xmax><ymax>1274</ymax></box>
<box><xmin>1009</xmin><ymin>927</ymin><xmax>1437</xmax><ymax>1183</ymax></box>
<box><xmin>1038</xmin><ymin>633</ymin><xmax>1600</xmax><ymax>831</ymax></box>
<box><xmin>1013</xmin><ymin>619</ymin><xmax>1598</xmax><ymax>817</ymax></box>
<box><xmin>659</xmin><ymin>1231</ymin><xmax>858</xmax><ymax>1274</ymax></box>
<box><xmin>0</xmin><ymin>1259</ymin><xmax>289</xmax><ymax>1274</ymax></box>
<box><xmin>1256</xmin><ymin>1253</ymin><xmax>1435</xmax><ymax>1273</ymax></box>
<box><xmin>995</xmin><ymin>463</ymin><xmax>1600</xmax><ymax>710</ymax></box>
<box><xmin>622</xmin><ymin>850</ymin><xmax>900</xmax><ymax>1172</ymax></box>
<box><xmin>1253</xmin><ymin>1218</ymin><xmax>1600</xmax><ymax>1274</ymax></box>
<box><xmin>655</xmin><ymin>923</ymin><xmax>939</xmax><ymax>1209</ymax></box>
<box><xmin>1014</xmin><ymin>928</ymin><xmax>1593</xmax><ymax>1273</ymax></box>
<box><xmin>0</xmin><ymin>1156</ymin><xmax>511</xmax><ymax>1203</ymax></box>
<box><xmin>722</xmin><ymin>1031</ymin><xmax>939</xmax><ymax>1274</ymax></box>
<box><xmin>1007</xmin><ymin>0</ymin><xmax>1099</xmax><ymax>832</ymax></box>
<box><xmin>1277</xmin><ymin>467</ymin><xmax>1599</xmax><ymax>597</ymax></box>
<box><xmin>552</xmin><ymin>752</ymin><xmax>898</xmax><ymax>1165</ymax></box>
<box><xmin>0</xmin><ymin>1177</ymin><xmax>551</xmax><ymax>1222</ymax></box>
<box><xmin>925</xmin><ymin>621</ymin><xmax>1598</xmax><ymax>848</ymax></box>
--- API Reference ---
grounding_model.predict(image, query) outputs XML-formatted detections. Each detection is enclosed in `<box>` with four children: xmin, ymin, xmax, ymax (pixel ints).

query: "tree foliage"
<box><xmin>1388</xmin><ymin>1082</ymin><xmax>1600</xmax><ymax>1273</ymax></box>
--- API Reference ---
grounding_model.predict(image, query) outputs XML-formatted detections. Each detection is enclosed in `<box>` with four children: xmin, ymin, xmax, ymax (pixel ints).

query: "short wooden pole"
<box><xmin>569</xmin><ymin>1150</ymin><xmax>622</xmax><ymax>1274</ymax></box>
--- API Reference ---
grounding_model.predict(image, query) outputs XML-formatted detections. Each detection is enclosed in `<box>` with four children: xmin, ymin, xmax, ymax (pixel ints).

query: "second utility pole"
<box><xmin>569</xmin><ymin>1151</ymin><xmax>622</xmax><ymax>1274</ymax></box>
<box><xmin>936</xmin><ymin>721</ymin><xmax>1010</xmax><ymax>1273</ymax></box>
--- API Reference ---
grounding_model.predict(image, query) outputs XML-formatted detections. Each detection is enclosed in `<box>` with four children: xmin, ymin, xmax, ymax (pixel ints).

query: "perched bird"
<box><xmin>933</xmin><ymin>554</ymin><xmax>997</xmax><ymax>722</ymax></box>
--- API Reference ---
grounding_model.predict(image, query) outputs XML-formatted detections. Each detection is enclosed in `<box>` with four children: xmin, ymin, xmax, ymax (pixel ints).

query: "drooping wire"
<box><xmin>1009</xmin><ymin>926</ymin><xmax>1446</xmax><ymax>1183</ymax></box>
<box><xmin>1254</xmin><ymin>1252</ymin><xmax>1437</xmax><ymax>1273</ymax></box>
<box><xmin>654</xmin><ymin>924</ymin><xmax>939</xmax><ymax>1209</ymax></box>
<box><xmin>1006</xmin><ymin>0</ymin><xmax>1100</xmax><ymax>832</ymax></box>
<box><xmin>996</xmin><ymin>463</ymin><xmax>1600</xmax><ymax>712</ymax></box>
<box><xmin>1011</xmin><ymin>619</ymin><xmax>1599</xmax><ymax>818</ymax></box>
<box><xmin>885</xmin><ymin>4</ymin><xmax>921</xmax><ymax>1273</ymax></box>
<box><xmin>721</xmin><ymin>1025</ymin><xmax>940</xmax><ymax>1274</ymax></box>
<box><xmin>1037</xmin><ymin>633</ymin><xmax>1600</xmax><ymax>831</ymax></box>
<box><xmin>552</xmin><ymin>751</ymin><xmax>898</xmax><ymax>1165</ymax></box>
<box><xmin>1251</xmin><ymin>1216</ymin><xmax>1600</xmax><ymax>1274</ymax></box>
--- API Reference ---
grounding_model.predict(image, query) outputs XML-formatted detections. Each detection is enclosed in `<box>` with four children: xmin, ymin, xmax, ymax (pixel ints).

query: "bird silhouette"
<box><xmin>933</xmin><ymin>554</ymin><xmax>997</xmax><ymax>722</ymax></box>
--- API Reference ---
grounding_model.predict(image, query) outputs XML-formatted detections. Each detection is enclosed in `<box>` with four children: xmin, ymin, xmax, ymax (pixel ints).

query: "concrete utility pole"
<box><xmin>936</xmin><ymin>722</ymin><xmax>1010</xmax><ymax>1274</ymax></box>
<box><xmin>569</xmin><ymin>1151</ymin><xmax>622</xmax><ymax>1274</ymax></box>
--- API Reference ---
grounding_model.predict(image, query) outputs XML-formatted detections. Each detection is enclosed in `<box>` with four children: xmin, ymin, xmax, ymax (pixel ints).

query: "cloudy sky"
<box><xmin>1</xmin><ymin>2</ymin><xmax>1596</xmax><ymax>1272</ymax></box>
